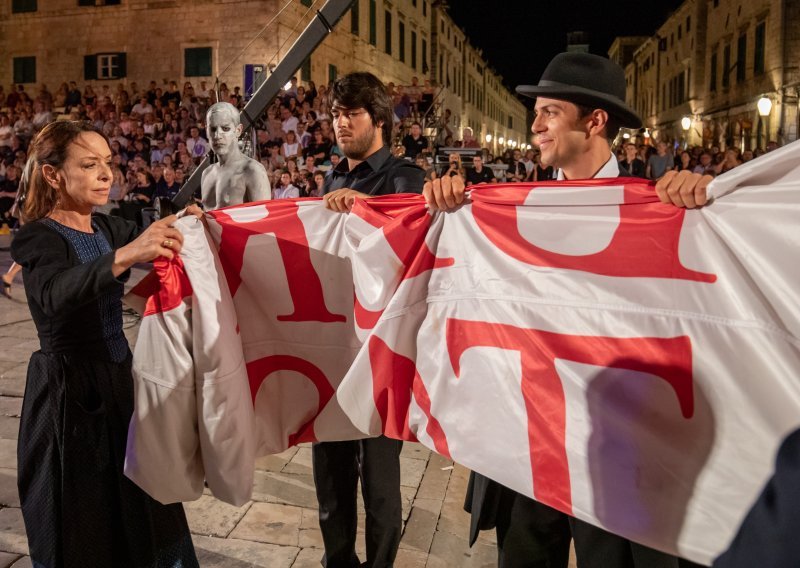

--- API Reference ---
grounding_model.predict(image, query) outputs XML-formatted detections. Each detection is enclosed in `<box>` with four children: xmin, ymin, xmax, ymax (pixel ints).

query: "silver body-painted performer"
<box><xmin>201</xmin><ymin>102</ymin><xmax>271</xmax><ymax>210</ymax></box>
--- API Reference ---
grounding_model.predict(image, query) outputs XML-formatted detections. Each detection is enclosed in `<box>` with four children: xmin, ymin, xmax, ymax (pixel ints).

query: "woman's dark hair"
<box><xmin>327</xmin><ymin>72</ymin><xmax>393</xmax><ymax>146</ymax></box>
<box><xmin>21</xmin><ymin>120</ymin><xmax>109</xmax><ymax>222</ymax></box>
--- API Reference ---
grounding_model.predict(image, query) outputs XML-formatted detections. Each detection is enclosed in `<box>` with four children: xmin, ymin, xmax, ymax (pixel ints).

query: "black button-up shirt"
<box><xmin>323</xmin><ymin>146</ymin><xmax>426</xmax><ymax>196</ymax></box>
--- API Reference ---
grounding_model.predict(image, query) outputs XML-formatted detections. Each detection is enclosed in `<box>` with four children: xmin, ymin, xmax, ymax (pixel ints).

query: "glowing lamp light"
<box><xmin>485</xmin><ymin>134</ymin><xmax>493</xmax><ymax>143</ymax></box>
<box><xmin>284</xmin><ymin>81</ymin><xmax>293</xmax><ymax>91</ymax></box>
<box><xmin>622</xmin><ymin>132</ymin><xmax>631</xmax><ymax>139</ymax></box>
<box><xmin>498</xmin><ymin>136</ymin><xmax>505</xmax><ymax>145</ymax></box>
<box><xmin>681</xmin><ymin>116</ymin><xmax>692</xmax><ymax>131</ymax></box>
<box><xmin>757</xmin><ymin>96</ymin><xmax>773</xmax><ymax>117</ymax></box>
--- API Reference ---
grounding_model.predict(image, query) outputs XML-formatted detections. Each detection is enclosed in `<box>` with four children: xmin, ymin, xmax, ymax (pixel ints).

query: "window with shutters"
<box><xmin>350</xmin><ymin>0</ymin><xmax>359</xmax><ymax>36</ymax></box>
<box><xmin>13</xmin><ymin>57</ymin><xmax>36</xmax><ymax>84</ymax></box>
<box><xmin>301</xmin><ymin>57</ymin><xmax>311</xmax><ymax>82</ymax></box>
<box><xmin>411</xmin><ymin>31</ymin><xmax>417</xmax><ymax>70</ymax></box>
<box><xmin>328</xmin><ymin>64</ymin><xmax>338</xmax><ymax>83</ymax></box>
<box><xmin>399</xmin><ymin>21</ymin><xmax>405</xmax><ymax>63</ymax></box>
<box><xmin>84</xmin><ymin>52</ymin><xmax>126</xmax><ymax>80</ymax></box>
<box><xmin>736</xmin><ymin>33</ymin><xmax>747</xmax><ymax>83</ymax></box>
<box><xmin>98</xmin><ymin>53</ymin><xmax>123</xmax><ymax>79</ymax></box>
<box><xmin>722</xmin><ymin>44</ymin><xmax>730</xmax><ymax>88</ymax></box>
<box><xmin>754</xmin><ymin>21</ymin><xmax>765</xmax><ymax>76</ymax></box>
<box><xmin>185</xmin><ymin>47</ymin><xmax>212</xmax><ymax>77</ymax></box>
<box><xmin>12</xmin><ymin>0</ymin><xmax>37</xmax><ymax>13</ymax></box>
<box><xmin>385</xmin><ymin>11</ymin><xmax>392</xmax><ymax>55</ymax></box>
<box><xmin>710</xmin><ymin>51</ymin><xmax>717</xmax><ymax>92</ymax></box>
<box><xmin>369</xmin><ymin>0</ymin><xmax>376</xmax><ymax>46</ymax></box>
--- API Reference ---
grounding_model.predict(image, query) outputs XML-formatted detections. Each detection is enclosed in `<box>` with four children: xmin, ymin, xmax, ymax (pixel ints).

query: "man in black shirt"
<box><xmin>465</xmin><ymin>155</ymin><xmax>497</xmax><ymax>186</ymax></box>
<box><xmin>619</xmin><ymin>142</ymin><xmax>647</xmax><ymax>178</ymax></box>
<box><xmin>400</xmin><ymin>121</ymin><xmax>429</xmax><ymax>160</ymax></box>
<box><xmin>318</xmin><ymin>72</ymin><xmax>424</xmax><ymax>568</ymax></box>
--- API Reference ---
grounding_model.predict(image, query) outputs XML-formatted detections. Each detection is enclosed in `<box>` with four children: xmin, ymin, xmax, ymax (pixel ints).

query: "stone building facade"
<box><xmin>615</xmin><ymin>0</ymin><xmax>799</xmax><ymax>150</ymax></box>
<box><xmin>1</xmin><ymin>0</ymin><xmax>528</xmax><ymax>151</ymax></box>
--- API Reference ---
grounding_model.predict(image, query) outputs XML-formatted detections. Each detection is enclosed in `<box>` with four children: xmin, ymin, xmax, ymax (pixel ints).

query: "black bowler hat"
<box><xmin>517</xmin><ymin>52</ymin><xmax>642</xmax><ymax>128</ymax></box>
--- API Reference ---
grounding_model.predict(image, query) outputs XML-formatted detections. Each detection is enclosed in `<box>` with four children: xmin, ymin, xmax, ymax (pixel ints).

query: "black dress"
<box><xmin>11</xmin><ymin>214</ymin><xmax>198</xmax><ymax>568</ymax></box>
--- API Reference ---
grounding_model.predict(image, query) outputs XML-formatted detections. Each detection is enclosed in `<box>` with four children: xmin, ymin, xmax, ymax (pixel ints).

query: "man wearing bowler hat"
<box><xmin>424</xmin><ymin>52</ymin><xmax>702</xmax><ymax>568</ymax></box>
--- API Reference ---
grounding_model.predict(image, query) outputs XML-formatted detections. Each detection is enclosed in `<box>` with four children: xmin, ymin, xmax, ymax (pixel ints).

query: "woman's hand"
<box><xmin>112</xmin><ymin>215</ymin><xmax>184</xmax><ymax>276</ymax></box>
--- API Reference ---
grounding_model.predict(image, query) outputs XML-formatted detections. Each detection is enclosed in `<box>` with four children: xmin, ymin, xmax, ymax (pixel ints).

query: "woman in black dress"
<box><xmin>11</xmin><ymin>121</ymin><xmax>199</xmax><ymax>567</ymax></box>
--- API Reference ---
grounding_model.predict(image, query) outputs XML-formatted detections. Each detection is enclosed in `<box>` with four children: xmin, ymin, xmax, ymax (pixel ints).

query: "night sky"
<box><xmin>447</xmin><ymin>0</ymin><xmax>685</xmax><ymax>102</ymax></box>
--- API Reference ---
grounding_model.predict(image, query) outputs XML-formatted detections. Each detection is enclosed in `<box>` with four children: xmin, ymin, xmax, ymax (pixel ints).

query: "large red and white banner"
<box><xmin>126</xmin><ymin>141</ymin><xmax>800</xmax><ymax>565</ymax></box>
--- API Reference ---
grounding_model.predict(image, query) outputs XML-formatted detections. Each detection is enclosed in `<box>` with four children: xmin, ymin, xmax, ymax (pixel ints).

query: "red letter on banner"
<box><xmin>446</xmin><ymin>318</ymin><xmax>694</xmax><ymax>514</ymax></box>
<box><xmin>367</xmin><ymin>336</ymin><xmax>452</xmax><ymax>458</ymax></box>
<box><xmin>352</xmin><ymin>197</ymin><xmax>454</xmax><ymax>329</ymax></box>
<box><xmin>471</xmin><ymin>182</ymin><xmax>716</xmax><ymax>282</ymax></box>
<box><xmin>213</xmin><ymin>203</ymin><xmax>346</xmax><ymax>323</ymax></box>
<box><xmin>247</xmin><ymin>355</ymin><xmax>335</xmax><ymax>445</ymax></box>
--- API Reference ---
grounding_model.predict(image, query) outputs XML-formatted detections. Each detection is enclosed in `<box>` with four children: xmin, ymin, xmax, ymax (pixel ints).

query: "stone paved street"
<box><xmin>0</xmin><ymin>248</ymin><xmax>576</xmax><ymax>567</ymax></box>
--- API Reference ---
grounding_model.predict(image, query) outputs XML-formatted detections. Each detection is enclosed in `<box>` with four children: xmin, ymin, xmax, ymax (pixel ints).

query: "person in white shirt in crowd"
<box><xmin>272</xmin><ymin>171</ymin><xmax>300</xmax><ymax>199</ymax></box>
<box><xmin>186</xmin><ymin>126</ymin><xmax>209</xmax><ymax>159</ymax></box>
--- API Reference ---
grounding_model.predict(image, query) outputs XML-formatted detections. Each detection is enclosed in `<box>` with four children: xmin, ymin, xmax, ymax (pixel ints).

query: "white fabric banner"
<box><xmin>127</xmin><ymin>140</ymin><xmax>800</xmax><ymax>565</ymax></box>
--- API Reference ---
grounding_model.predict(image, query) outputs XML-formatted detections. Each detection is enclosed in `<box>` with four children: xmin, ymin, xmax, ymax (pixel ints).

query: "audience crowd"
<box><xmin>0</xmin><ymin>77</ymin><xmax>781</xmax><ymax>230</ymax></box>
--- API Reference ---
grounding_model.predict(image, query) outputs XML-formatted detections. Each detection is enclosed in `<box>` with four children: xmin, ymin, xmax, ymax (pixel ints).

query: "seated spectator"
<box><xmin>265</xmin><ymin>141</ymin><xmax>285</xmax><ymax>171</ymax></box>
<box><xmin>414</xmin><ymin>155</ymin><xmax>436</xmax><ymax>182</ymax></box>
<box><xmin>154</xmin><ymin>166</ymin><xmax>181</xmax><ymax>201</ymax></box>
<box><xmin>0</xmin><ymin>115</ymin><xmax>13</xmax><ymax>149</ymax></box>
<box><xmin>402</xmin><ymin>122</ymin><xmax>429</xmax><ymax>160</ymax></box>
<box><xmin>0</xmin><ymin>164</ymin><xmax>20</xmax><ymax>228</ymax></box>
<box><xmin>619</xmin><ymin>142</ymin><xmax>646</xmax><ymax>177</ymax></box>
<box><xmin>296</xmin><ymin>120</ymin><xmax>311</xmax><ymax>148</ymax></box>
<box><xmin>300</xmin><ymin>155</ymin><xmax>317</xmax><ymax>173</ymax></box>
<box><xmin>318</xmin><ymin>118</ymin><xmax>335</xmax><ymax>143</ymax></box>
<box><xmin>83</xmin><ymin>85</ymin><xmax>96</xmax><ymax>107</ymax></box>
<box><xmin>304</xmin><ymin>129</ymin><xmax>332</xmax><ymax>166</ymax></box>
<box><xmin>65</xmin><ymin>82</ymin><xmax>82</xmax><ymax>109</ymax></box>
<box><xmin>646</xmin><ymin>142</ymin><xmax>674</xmax><ymax>180</ymax></box>
<box><xmin>280</xmin><ymin>104</ymin><xmax>299</xmax><ymax>135</ymax></box>
<box><xmin>461</xmin><ymin>127</ymin><xmax>480</xmax><ymax>149</ymax></box>
<box><xmin>13</xmin><ymin>111</ymin><xmax>34</xmax><ymax>142</ymax></box>
<box><xmin>273</xmin><ymin>170</ymin><xmax>300</xmax><ymax>199</ymax></box>
<box><xmin>186</xmin><ymin>126</ymin><xmax>209</xmax><ymax>159</ymax></box>
<box><xmin>132</xmin><ymin>96</ymin><xmax>153</xmax><ymax>117</ymax></box>
<box><xmin>31</xmin><ymin>100</ymin><xmax>53</xmax><ymax>132</ymax></box>
<box><xmin>721</xmin><ymin>148</ymin><xmax>742</xmax><ymax>173</ymax></box>
<box><xmin>281</xmin><ymin>130</ymin><xmax>301</xmax><ymax>162</ymax></box>
<box><xmin>443</xmin><ymin>153</ymin><xmax>465</xmax><ymax>179</ymax></box>
<box><xmin>161</xmin><ymin>81</ymin><xmax>182</xmax><ymax>107</ymax></box>
<box><xmin>54</xmin><ymin>83</ymin><xmax>68</xmax><ymax>108</ymax></box>
<box><xmin>393</xmin><ymin>86</ymin><xmax>411</xmax><ymax>121</ymax></box>
<box><xmin>466</xmin><ymin>155</ymin><xmax>496</xmax><ymax>186</ymax></box>
<box><xmin>309</xmin><ymin>170</ymin><xmax>326</xmax><ymax>198</ymax></box>
<box><xmin>674</xmin><ymin>150</ymin><xmax>694</xmax><ymax>172</ymax></box>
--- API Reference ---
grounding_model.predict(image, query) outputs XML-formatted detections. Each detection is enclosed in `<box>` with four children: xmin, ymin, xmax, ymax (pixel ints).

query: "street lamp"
<box><xmin>757</xmin><ymin>96</ymin><xmax>772</xmax><ymax>117</ymax></box>
<box><xmin>757</xmin><ymin>96</ymin><xmax>772</xmax><ymax>149</ymax></box>
<box><xmin>681</xmin><ymin>116</ymin><xmax>692</xmax><ymax>149</ymax></box>
<box><xmin>485</xmin><ymin>134</ymin><xmax>492</xmax><ymax>143</ymax></box>
<box><xmin>498</xmin><ymin>136</ymin><xmax>505</xmax><ymax>146</ymax></box>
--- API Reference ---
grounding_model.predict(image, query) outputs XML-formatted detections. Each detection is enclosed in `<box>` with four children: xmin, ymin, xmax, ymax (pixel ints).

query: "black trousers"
<box><xmin>312</xmin><ymin>436</ymin><xmax>403</xmax><ymax>568</ymax></box>
<box><xmin>570</xmin><ymin>519</ymin><xmax>703</xmax><ymax>568</ymax></box>
<box><xmin>466</xmin><ymin>472</ymin><xmax>570</xmax><ymax>568</ymax></box>
<box><xmin>466</xmin><ymin>472</ymin><xmax>703</xmax><ymax>568</ymax></box>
